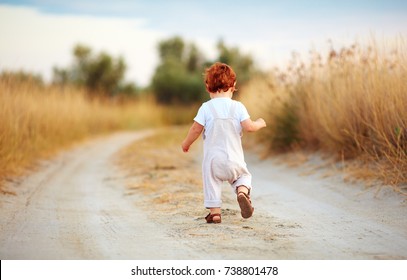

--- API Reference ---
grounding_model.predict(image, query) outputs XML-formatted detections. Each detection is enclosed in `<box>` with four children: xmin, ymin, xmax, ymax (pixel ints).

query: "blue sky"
<box><xmin>1</xmin><ymin>0</ymin><xmax>406</xmax><ymax>85</ymax></box>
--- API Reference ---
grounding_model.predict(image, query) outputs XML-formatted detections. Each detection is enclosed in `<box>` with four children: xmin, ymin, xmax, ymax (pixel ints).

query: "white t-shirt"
<box><xmin>194</xmin><ymin>98</ymin><xmax>250</xmax><ymax>139</ymax></box>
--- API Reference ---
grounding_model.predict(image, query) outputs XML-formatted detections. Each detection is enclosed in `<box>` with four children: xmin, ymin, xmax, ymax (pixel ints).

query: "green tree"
<box><xmin>85</xmin><ymin>52</ymin><xmax>126</xmax><ymax>95</ymax></box>
<box><xmin>158</xmin><ymin>36</ymin><xmax>184</xmax><ymax>61</ymax></box>
<box><xmin>186</xmin><ymin>44</ymin><xmax>203</xmax><ymax>73</ymax></box>
<box><xmin>151</xmin><ymin>37</ymin><xmax>257</xmax><ymax>104</ymax></box>
<box><xmin>53</xmin><ymin>44</ymin><xmax>134</xmax><ymax>97</ymax></box>
<box><xmin>216</xmin><ymin>40</ymin><xmax>255</xmax><ymax>87</ymax></box>
<box><xmin>152</xmin><ymin>36</ymin><xmax>207</xmax><ymax>104</ymax></box>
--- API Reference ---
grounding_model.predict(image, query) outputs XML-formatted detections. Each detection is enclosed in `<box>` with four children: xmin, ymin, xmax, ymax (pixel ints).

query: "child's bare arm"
<box><xmin>241</xmin><ymin>118</ymin><xmax>267</xmax><ymax>132</ymax></box>
<box><xmin>181</xmin><ymin>121</ymin><xmax>204</xmax><ymax>152</ymax></box>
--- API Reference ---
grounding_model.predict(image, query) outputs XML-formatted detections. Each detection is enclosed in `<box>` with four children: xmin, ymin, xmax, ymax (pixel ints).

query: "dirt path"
<box><xmin>0</xmin><ymin>131</ymin><xmax>202</xmax><ymax>259</ymax></box>
<box><xmin>0</xmin><ymin>130</ymin><xmax>406</xmax><ymax>259</ymax></box>
<box><xmin>247</xmin><ymin>154</ymin><xmax>407</xmax><ymax>259</ymax></box>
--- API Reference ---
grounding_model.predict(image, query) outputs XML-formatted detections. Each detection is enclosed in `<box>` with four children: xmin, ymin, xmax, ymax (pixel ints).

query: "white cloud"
<box><xmin>0</xmin><ymin>5</ymin><xmax>162</xmax><ymax>86</ymax></box>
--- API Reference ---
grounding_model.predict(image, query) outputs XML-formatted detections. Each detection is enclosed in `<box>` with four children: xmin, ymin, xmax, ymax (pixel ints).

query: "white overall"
<box><xmin>202</xmin><ymin>101</ymin><xmax>252</xmax><ymax>208</ymax></box>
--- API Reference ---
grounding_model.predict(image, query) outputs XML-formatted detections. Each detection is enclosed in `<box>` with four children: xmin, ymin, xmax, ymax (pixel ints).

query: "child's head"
<box><xmin>204</xmin><ymin>62</ymin><xmax>236</xmax><ymax>94</ymax></box>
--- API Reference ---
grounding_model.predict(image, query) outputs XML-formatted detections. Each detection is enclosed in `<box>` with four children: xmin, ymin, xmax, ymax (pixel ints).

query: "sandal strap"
<box><xmin>205</xmin><ymin>213</ymin><xmax>221</xmax><ymax>218</ymax></box>
<box><xmin>236</xmin><ymin>186</ymin><xmax>251</xmax><ymax>195</ymax></box>
<box><xmin>205</xmin><ymin>213</ymin><xmax>221</xmax><ymax>222</ymax></box>
<box><xmin>237</xmin><ymin>192</ymin><xmax>252</xmax><ymax>205</ymax></box>
<box><xmin>237</xmin><ymin>191</ymin><xmax>251</xmax><ymax>199</ymax></box>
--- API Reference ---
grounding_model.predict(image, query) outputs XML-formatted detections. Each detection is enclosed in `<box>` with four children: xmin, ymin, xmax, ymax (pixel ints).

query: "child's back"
<box><xmin>181</xmin><ymin>62</ymin><xmax>266</xmax><ymax>223</ymax></box>
<box><xmin>199</xmin><ymin>98</ymin><xmax>251</xmax><ymax>191</ymax></box>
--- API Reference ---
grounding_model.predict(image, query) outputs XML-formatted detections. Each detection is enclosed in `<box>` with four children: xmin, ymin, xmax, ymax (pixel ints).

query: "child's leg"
<box><xmin>233</xmin><ymin>174</ymin><xmax>253</xmax><ymax>219</ymax></box>
<box><xmin>236</xmin><ymin>185</ymin><xmax>254</xmax><ymax>219</ymax></box>
<box><xmin>237</xmin><ymin>187</ymin><xmax>254</xmax><ymax>218</ymax></box>
<box><xmin>202</xmin><ymin>163</ymin><xmax>223</xmax><ymax>223</ymax></box>
<box><xmin>209</xmin><ymin>207</ymin><xmax>221</xmax><ymax>215</ymax></box>
<box><xmin>229</xmin><ymin>172</ymin><xmax>253</xmax><ymax>218</ymax></box>
<box><xmin>203</xmin><ymin>164</ymin><xmax>223</xmax><ymax>208</ymax></box>
<box><xmin>231</xmin><ymin>173</ymin><xmax>252</xmax><ymax>194</ymax></box>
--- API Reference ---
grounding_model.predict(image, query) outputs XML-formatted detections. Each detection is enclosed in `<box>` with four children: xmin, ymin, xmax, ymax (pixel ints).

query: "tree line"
<box><xmin>2</xmin><ymin>36</ymin><xmax>256</xmax><ymax>104</ymax></box>
<box><xmin>151</xmin><ymin>36</ymin><xmax>255</xmax><ymax>104</ymax></box>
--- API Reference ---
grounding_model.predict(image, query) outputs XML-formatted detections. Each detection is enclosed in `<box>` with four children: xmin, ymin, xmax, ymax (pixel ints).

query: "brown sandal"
<box><xmin>205</xmin><ymin>213</ymin><xmax>221</xmax><ymax>224</ymax></box>
<box><xmin>237</xmin><ymin>192</ymin><xmax>254</xmax><ymax>219</ymax></box>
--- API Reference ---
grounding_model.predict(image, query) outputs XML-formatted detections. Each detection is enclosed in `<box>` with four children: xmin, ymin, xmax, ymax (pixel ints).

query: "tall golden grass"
<box><xmin>0</xmin><ymin>77</ymin><xmax>197</xmax><ymax>191</ymax></box>
<box><xmin>241</xmin><ymin>37</ymin><xmax>407</xmax><ymax>188</ymax></box>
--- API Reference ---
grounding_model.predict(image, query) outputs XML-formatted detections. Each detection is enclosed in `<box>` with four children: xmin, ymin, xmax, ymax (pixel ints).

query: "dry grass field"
<box><xmin>0</xmin><ymin>77</ymin><xmax>197</xmax><ymax>192</ymax></box>
<box><xmin>241</xmin><ymin>38</ymin><xmax>406</xmax><ymax>189</ymax></box>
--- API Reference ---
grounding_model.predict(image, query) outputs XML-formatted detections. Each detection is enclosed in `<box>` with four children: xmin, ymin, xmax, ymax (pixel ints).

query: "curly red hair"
<box><xmin>204</xmin><ymin>62</ymin><xmax>236</xmax><ymax>93</ymax></box>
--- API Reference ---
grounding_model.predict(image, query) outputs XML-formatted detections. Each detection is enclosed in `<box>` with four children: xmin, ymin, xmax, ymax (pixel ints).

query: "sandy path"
<box><xmin>0</xmin><ymin>131</ymin><xmax>201</xmax><ymax>259</ymax></box>
<box><xmin>248</xmin><ymin>155</ymin><xmax>407</xmax><ymax>259</ymax></box>
<box><xmin>0</xmin><ymin>130</ymin><xmax>406</xmax><ymax>259</ymax></box>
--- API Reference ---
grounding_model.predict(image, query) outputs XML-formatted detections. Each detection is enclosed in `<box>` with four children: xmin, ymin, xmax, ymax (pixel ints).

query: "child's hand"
<box><xmin>256</xmin><ymin>118</ymin><xmax>267</xmax><ymax>129</ymax></box>
<box><xmin>241</xmin><ymin>118</ymin><xmax>267</xmax><ymax>132</ymax></box>
<box><xmin>181</xmin><ymin>141</ymin><xmax>190</xmax><ymax>153</ymax></box>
